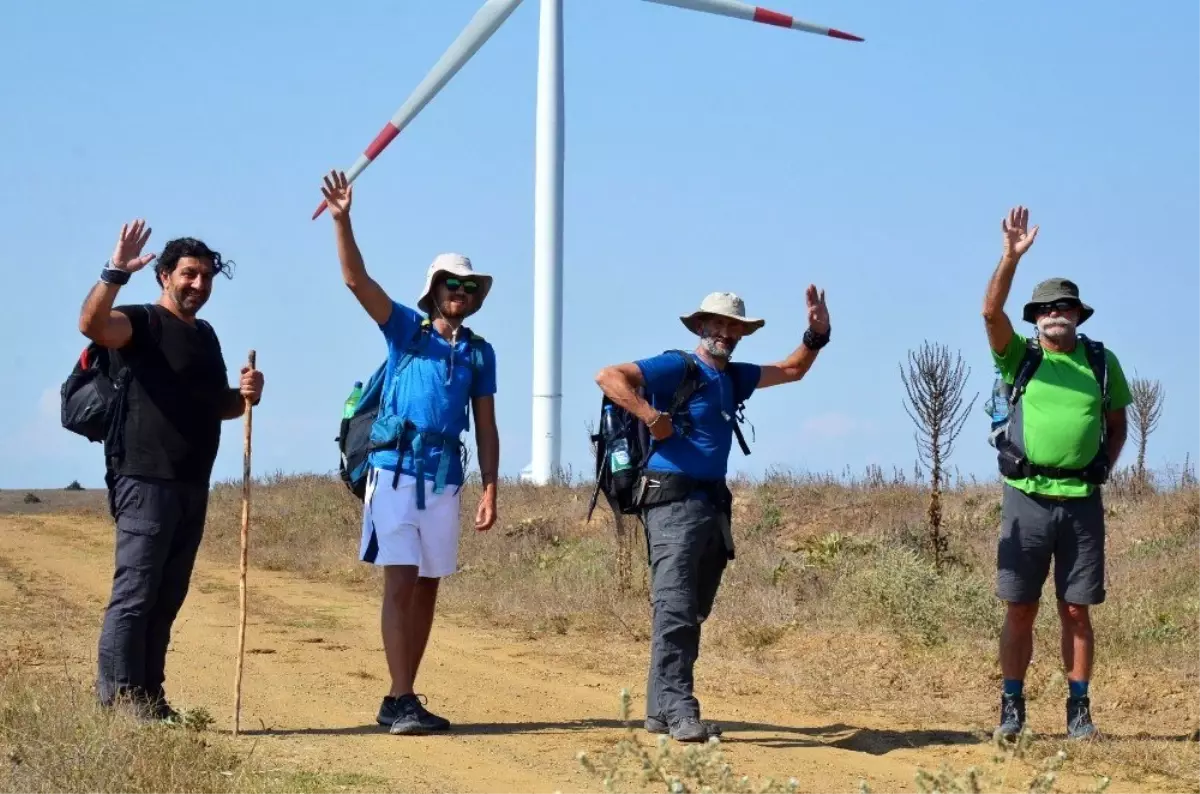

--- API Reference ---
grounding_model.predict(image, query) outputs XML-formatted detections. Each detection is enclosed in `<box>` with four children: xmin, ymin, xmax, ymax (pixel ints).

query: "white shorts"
<box><xmin>359</xmin><ymin>467</ymin><xmax>462</xmax><ymax>578</ymax></box>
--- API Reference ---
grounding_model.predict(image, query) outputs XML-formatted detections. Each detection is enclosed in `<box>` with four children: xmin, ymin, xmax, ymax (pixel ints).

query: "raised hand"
<box><xmin>320</xmin><ymin>170</ymin><xmax>353</xmax><ymax>220</ymax></box>
<box><xmin>806</xmin><ymin>284</ymin><xmax>829</xmax><ymax>334</ymax></box>
<box><xmin>1002</xmin><ymin>205</ymin><xmax>1039</xmax><ymax>260</ymax></box>
<box><xmin>111</xmin><ymin>219</ymin><xmax>156</xmax><ymax>273</ymax></box>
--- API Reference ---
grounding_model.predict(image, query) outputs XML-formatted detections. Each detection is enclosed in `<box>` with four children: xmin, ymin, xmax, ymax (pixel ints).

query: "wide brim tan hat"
<box><xmin>680</xmin><ymin>291</ymin><xmax>765</xmax><ymax>336</ymax></box>
<box><xmin>416</xmin><ymin>253</ymin><xmax>493</xmax><ymax>317</ymax></box>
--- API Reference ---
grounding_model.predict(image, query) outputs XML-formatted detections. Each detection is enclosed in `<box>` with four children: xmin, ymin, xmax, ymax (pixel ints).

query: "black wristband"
<box><xmin>100</xmin><ymin>265</ymin><xmax>131</xmax><ymax>286</ymax></box>
<box><xmin>803</xmin><ymin>326</ymin><xmax>830</xmax><ymax>351</ymax></box>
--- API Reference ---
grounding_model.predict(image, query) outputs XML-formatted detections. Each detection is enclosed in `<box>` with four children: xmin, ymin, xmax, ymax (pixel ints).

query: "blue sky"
<box><xmin>2</xmin><ymin>0</ymin><xmax>1196</xmax><ymax>489</ymax></box>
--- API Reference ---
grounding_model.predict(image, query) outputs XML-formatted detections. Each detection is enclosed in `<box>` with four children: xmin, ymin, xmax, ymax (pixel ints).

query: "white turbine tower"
<box><xmin>313</xmin><ymin>0</ymin><xmax>863</xmax><ymax>486</ymax></box>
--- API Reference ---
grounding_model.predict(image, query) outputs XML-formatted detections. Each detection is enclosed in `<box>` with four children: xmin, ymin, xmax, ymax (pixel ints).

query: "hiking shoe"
<box><xmin>376</xmin><ymin>695</ymin><xmax>402</xmax><ymax>726</ymax></box>
<box><xmin>997</xmin><ymin>694</ymin><xmax>1025</xmax><ymax>740</ymax></box>
<box><xmin>1067</xmin><ymin>696</ymin><xmax>1098</xmax><ymax>740</ymax></box>
<box><xmin>388</xmin><ymin>694</ymin><xmax>450</xmax><ymax>735</ymax></box>
<box><xmin>669</xmin><ymin>716</ymin><xmax>713</xmax><ymax>743</ymax></box>
<box><xmin>646</xmin><ymin>714</ymin><xmax>722</xmax><ymax>737</ymax></box>
<box><xmin>411</xmin><ymin>694</ymin><xmax>451</xmax><ymax>731</ymax></box>
<box><xmin>144</xmin><ymin>690</ymin><xmax>180</xmax><ymax>723</ymax></box>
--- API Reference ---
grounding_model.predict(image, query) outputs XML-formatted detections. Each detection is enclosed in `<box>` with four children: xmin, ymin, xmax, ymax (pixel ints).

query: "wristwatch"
<box><xmin>100</xmin><ymin>259</ymin><xmax>131</xmax><ymax>286</ymax></box>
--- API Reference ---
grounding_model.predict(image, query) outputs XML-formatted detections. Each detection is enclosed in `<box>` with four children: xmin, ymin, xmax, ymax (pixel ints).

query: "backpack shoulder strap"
<box><xmin>722</xmin><ymin>364</ymin><xmax>752</xmax><ymax>456</ymax></box>
<box><xmin>664</xmin><ymin>350</ymin><xmax>703</xmax><ymax>414</ymax></box>
<box><xmin>1079</xmin><ymin>335</ymin><xmax>1109</xmax><ymax>409</ymax></box>
<box><xmin>1010</xmin><ymin>336</ymin><xmax>1043</xmax><ymax>406</ymax></box>
<box><xmin>395</xmin><ymin>321</ymin><xmax>431</xmax><ymax>377</ymax></box>
<box><xmin>463</xmin><ymin>325</ymin><xmax>486</xmax><ymax>372</ymax></box>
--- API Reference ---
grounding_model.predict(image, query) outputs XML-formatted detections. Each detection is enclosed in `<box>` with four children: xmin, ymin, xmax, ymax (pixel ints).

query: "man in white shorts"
<box><xmin>318</xmin><ymin>169</ymin><xmax>500</xmax><ymax>735</ymax></box>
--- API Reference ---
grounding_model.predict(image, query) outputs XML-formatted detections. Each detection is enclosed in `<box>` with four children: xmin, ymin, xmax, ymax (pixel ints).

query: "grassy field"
<box><xmin>3</xmin><ymin>461</ymin><xmax>1197</xmax><ymax>792</ymax></box>
<box><xmin>206</xmin><ymin>461</ymin><xmax>1197</xmax><ymax>788</ymax></box>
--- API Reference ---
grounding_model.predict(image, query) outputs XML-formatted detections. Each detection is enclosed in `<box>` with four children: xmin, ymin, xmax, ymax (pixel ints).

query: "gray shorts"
<box><xmin>996</xmin><ymin>484</ymin><xmax>1106</xmax><ymax>605</ymax></box>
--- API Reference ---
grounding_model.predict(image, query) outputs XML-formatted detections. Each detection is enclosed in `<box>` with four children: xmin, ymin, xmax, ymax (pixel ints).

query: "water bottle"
<box><xmin>987</xmin><ymin>367</ymin><xmax>1009</xmax><ymax>427</ymax></box>
<box><xmin>602</xmin><ymin>405</ymin><xmax>632</xmax><ymax>474</ymax></box>
<box><xmin>985</xmin><ymin>366</ymin><xmax>1009</xmax><ymax>447</ymax></box>
<box><xmin>343</xmin><ymin>381</ymin><xmax>363</xmax><ymax>419</ymax></box>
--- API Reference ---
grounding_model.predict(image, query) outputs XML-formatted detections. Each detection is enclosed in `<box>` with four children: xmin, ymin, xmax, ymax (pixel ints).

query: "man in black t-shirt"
<box><xmin>77</xmin><ymin>218</ymin><xmax>265</xmax><ymax>720</ymax></box>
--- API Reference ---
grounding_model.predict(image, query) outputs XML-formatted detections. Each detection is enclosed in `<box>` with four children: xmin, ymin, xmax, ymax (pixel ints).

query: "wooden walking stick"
<box><xmin>233</xmin><ymin>350</ymin><xmax>255</xmax><ymax>737</ymax></box>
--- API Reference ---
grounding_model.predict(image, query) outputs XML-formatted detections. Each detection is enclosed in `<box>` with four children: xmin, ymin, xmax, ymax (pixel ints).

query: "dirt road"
<box><xmin>0</xmin><ymin>512</ymin><xmax>1172</xmax><ymax>793</ymax></box>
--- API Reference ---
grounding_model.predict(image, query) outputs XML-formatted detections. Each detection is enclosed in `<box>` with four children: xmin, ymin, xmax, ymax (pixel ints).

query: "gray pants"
<box><xmin>996</xmin><ymin>483</ymin><xmax>1106</xmax><ymax>605</ymax></box>
<box><xmin>643</xmin><ymin>492</ymin><xmax>730</xmax><ymax>723</ymax></box>
<box><xmin>97</xmin><ymin>475</ymin><xmax>209</xmax><ymax>706</ymax></box>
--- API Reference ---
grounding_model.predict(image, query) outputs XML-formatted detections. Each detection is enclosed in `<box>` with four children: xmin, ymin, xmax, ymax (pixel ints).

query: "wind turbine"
<box><xmin>312</xmin><ymin>0</ymin><xmax>863</xmax><ymax>486</ymax></box>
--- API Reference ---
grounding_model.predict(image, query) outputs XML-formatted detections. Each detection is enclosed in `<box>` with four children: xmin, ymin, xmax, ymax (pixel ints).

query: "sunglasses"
<box><xmin>442</xmin><ymin>277</ymin><xmax>479</xmax><ymax>294</ymax></box>
<box><xmin>1036</xmin><ymin>299</ymin><xmax>1080</xmax><ymax>314</ymax></box>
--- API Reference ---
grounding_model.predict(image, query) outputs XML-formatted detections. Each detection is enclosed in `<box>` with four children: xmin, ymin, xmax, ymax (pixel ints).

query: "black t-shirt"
<box><xmin>109</xmin><ymin>304</ymin><xmax>231</xmax><ymax>484</ymax></box>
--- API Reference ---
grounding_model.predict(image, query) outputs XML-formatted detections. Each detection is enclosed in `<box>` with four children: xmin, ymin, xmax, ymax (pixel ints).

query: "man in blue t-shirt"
<box><xmin>319</xmin><ymin>169</ymin><xmax>500</xmax><ymax>736</ymax></box>
<box><xmin>594</xmin><ymin>287</ymin><xmax>831</xmax><ymax>742</ymax></box>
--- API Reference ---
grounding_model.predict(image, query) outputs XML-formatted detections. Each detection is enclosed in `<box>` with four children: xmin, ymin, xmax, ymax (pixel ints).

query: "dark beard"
<box><xmin>172</xmin><ymin>287</ymin><xmax>206</xmax><ymax>316</ymax></box>
<box><xmin>438</xmin><ymin>299</ymin><xmax>468</xmax><ymax>319</ymax></box>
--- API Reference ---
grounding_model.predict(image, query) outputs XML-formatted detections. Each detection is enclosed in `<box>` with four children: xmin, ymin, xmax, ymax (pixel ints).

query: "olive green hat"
<box><xmin>1021</xmin><ymin>277</ymin><xmax>1094</xmax><ymax>325</ymax></box>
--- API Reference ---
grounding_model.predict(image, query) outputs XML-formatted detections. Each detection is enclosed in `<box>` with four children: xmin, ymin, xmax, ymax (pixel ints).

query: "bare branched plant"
<box><xmin>899</xmin><ymin>342</ymin><xmax>978</xmax><ymax>571</ymax></box>
<box><xmin>1128</xmin><ymin>375</ymin><xmax>1165</xmax><ymax>492</ymax></box>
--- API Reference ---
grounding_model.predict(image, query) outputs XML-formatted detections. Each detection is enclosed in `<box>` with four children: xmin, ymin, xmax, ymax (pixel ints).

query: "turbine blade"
<box><xmin>313</xmin><ymin>0</ymin><xmax>526</xmax><ymax>219</ymax></box>
<box><xmin>641</xmin><ymin>0</ymin><xmax>864</xmax><ymax>42</ymax></box>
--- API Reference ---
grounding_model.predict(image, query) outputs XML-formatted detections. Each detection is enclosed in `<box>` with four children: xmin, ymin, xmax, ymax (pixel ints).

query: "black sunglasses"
<box><xmin>442</xmin><ymin>277</ymin><xmax>479</xmax><ymax>294</ymax></box>
<box><xmin>1037</xmin><ymin>299</ymin><xmax>1080</xmax><ymax>313</ymax></box>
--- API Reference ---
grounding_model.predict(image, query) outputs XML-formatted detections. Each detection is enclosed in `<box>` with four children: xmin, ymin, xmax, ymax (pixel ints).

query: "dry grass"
<box><xmin>0</xmin><ymin>555</ymin><xmax>380</xmax><ymax>794</ymax></box>
<box><xmin>64</xmin><ymin>461</ymin><xmax>1200</xmax><ymax>791</ymax></box>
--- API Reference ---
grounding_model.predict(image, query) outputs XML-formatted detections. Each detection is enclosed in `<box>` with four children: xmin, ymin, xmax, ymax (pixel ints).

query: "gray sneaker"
<box><xmin>669</xmin><ymin>716</ymin><xmax>713</xmax><ymax>743</ymax></box>
<box><xmin>645</xmin><ymin>714</ymin><xmax>722</xmax><ymax>737</ymax></box>
<box><xmin>1067</xmin><ymin>696</ymin><xmax>1098</xmax><ymax>740</ymax></box>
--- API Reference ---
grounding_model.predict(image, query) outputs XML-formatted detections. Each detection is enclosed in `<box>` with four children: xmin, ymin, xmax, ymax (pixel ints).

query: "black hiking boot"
<box><xmin>144</xmin><ymin>688</ymin><xmax>181</xmax><ymax>723</ymax></box>
<box><xmin>645</xmin><ymin>714</ymin><xmax>722</xmax><ymax>738</ymax></box>
<box><xmin>1067</xmin><ymin>696</ymin><xmax>1098</xmax><ymax>740</ymax></box>
<box><xmin>388</xmin><ymin>694</ymin><xmax>451</xmax><ymax>735</ymax></box>
<box><xmin>997</xmin><ymin>693</ymin><xmax>1025</xmax><ymax>741</ymax></box>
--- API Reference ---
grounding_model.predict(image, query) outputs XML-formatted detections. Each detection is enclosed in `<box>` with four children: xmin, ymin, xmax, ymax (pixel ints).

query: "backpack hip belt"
<box><xmin>371</xmin><ymin>421</ymin><xmax>462</xmax><ymax>510</ymax></box>
<box><xmin>638</xmin><ymin>470</ymin><xmax>730</xmax><ymax>512</ymax></box>
<box><xmin>997</xmin><ymin>445</ymin><xmax>1109</xmax><ymax>485</ymax></box>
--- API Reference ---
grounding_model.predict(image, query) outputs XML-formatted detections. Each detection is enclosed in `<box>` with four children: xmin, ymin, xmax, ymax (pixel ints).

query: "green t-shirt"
<box><xmin>992</xmin><ymin>332</ymin><xmax>1132</xmax><ymax>498</ymax></box>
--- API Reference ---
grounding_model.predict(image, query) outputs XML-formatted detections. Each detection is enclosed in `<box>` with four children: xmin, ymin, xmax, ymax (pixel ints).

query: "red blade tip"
<box><xmin>311</xmin><ymin>199</ymin><xmax>328</xmax><ymax>220</ymax></box>
<box><xmin>828</xmin><ymin>28</ymin><xmax>864</xmax><ymax>42</ymax></box>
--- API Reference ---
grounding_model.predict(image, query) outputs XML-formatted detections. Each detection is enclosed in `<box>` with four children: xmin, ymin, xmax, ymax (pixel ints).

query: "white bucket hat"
<box><xmin>416</xmin><ymin>253</ymin><xmax>493</xmax><ymax>317</ymax></box>
<box><xmin>680</xmin><ymin>291</ymin><xmax>765</xmax><ymax>336</ymax></box>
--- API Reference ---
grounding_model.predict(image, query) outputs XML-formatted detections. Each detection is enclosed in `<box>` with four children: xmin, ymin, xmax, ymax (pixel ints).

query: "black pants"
<box><xmin>643</xmin><ymin>491</ymin><xmax>730</xmax><ymax>723</ymax></box>
<box><xmin>96</xmin><ymin>474</ymin><xmax>209</xmax><ymax>706</ymax></box>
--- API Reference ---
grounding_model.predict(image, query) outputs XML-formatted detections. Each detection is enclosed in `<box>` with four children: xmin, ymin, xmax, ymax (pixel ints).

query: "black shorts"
<box><xmin>996</xmin><ymin>483</ymin><xmax>1106</xmax><ymax>605</ymax></box>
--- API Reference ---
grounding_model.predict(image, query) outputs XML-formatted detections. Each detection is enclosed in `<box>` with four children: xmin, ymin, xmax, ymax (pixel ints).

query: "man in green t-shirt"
<box><xmin>981</xmin><ymin>206</ymin><xmax>1131</xmax><ymax>742</ymax></box>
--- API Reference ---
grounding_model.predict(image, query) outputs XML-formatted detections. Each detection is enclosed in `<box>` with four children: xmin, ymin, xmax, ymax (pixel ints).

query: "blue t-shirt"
<box><xmin>367</xmin><ymin>301</ymin><xmax>497</xmax><ymax>486</ymax></box>
<box><xmin>634</xmin><ymin>351</ymin><xmax>761</xmax><ymax>480</ymax></box>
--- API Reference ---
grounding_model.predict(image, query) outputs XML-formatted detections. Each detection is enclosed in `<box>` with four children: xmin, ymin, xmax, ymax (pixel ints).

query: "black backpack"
<box><xmin>60</xmin><ymin>306</ymin><xmax>212</xmax><ymax>454</ymax></box>
<box><xmin>992</xmin><ymin>333</ymin><xmax>1112</xmax><ymax>484</ymax></box>
<box><xmin>586</xmin><ymin>350</ymin><xmax>750</xmax><ymax>522</ymax></box>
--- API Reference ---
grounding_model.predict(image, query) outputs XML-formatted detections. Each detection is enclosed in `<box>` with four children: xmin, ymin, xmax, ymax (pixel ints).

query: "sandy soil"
<box><xmin>0</xmin><ymin>511</ymin><xmax>1187</xmax><ymax>793</ymax></box>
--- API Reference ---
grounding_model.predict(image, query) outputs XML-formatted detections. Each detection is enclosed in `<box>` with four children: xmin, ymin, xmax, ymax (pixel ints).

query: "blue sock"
<box><xmin>1003</xmin><ymin>679</ymin><xmax>1024</xmax><ymax>698</ymax></box>
<box><xmin>1068</xmin><ymin>679</ymin><xmax>1089</xmax><ymax>699</ymax></box>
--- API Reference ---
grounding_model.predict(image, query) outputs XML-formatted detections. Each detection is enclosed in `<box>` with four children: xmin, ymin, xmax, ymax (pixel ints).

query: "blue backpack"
<box><xmin>337</xmin><ymin>319</ymin><xmax>485</xmax><ymax>501</ymax></box>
